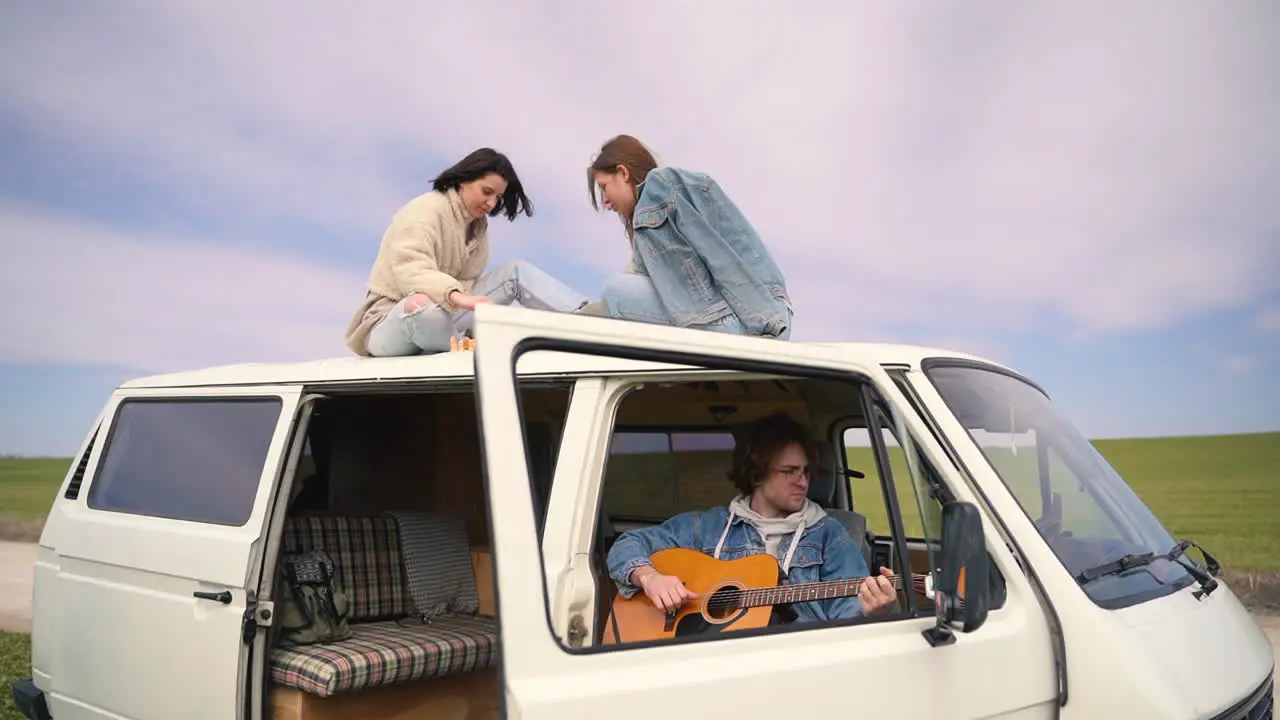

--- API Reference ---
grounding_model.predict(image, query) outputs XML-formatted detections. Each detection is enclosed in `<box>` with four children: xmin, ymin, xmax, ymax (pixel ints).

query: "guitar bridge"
<box><xmin>663</xmin><ymin>609</ymin><xmax>677</xmax><ymax>633</ymax></box>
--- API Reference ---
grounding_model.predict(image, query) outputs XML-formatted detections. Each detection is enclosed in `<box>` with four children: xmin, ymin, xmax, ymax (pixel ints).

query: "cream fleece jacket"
<box><xmin>343</xmin><ymin>188</ymin><xmax>489</xmax><ymax>355</ymax></box>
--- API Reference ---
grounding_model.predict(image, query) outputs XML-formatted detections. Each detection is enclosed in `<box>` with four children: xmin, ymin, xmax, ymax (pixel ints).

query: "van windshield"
<box><xmin>922</xmin><ymin>362</ymin><xmax>1197</xmax><ymax>609</ymax></box>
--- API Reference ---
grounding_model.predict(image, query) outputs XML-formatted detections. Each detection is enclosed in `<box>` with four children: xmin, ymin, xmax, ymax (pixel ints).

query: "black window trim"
<box><xmin>85</xmin><ymin>394</ymin><xmax>286</xmax><ymax>527</ymax></box>
<box><xmin>494</xmin><ymin>336</ymin><xmax>928</xmax><ymax>661</ymax></box>
<box><xmin>62</xmin><ymin>422</ymin><xmax>102</xmax><ymax>500</ymax></box>
<box><xmin>913</xmin><ymin>357</ymin><xmax>1069</xmax><ymax>707</ymax></box>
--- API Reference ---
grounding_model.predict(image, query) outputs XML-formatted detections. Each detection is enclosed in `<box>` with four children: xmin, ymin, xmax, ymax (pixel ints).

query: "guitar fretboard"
<box><xmin>726</xmin><ymin>574</ymin><xmax>928</xmax><ymax>610</ymax></box>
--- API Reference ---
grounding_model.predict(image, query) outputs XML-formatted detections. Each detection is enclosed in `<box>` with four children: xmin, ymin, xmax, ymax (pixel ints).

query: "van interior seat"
<box><xmin>271</xmin><ymin>515</ymin><xmax>499</xmax><ymax>699</ymax></box>
<box><xmin>811</xmin><ymin>440</ymin><xmax>876</xmax><ymax>572</ymax></box>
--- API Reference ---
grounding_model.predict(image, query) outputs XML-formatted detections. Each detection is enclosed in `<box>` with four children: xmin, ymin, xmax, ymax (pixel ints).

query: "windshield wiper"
<box><xmin>1077</xmin><ymin>552</ymin><xmax>1156</xmax><ymax>583</ymax></box>
<box><xmin>1075</xmin><ymin>539</ymin><xmax>1220</xmax><ymax>598</ymax></box>
<box><xmin>1166</xmin><ymin>539</ymin><xmax>1220</xmax><ymax>599</ymax></box>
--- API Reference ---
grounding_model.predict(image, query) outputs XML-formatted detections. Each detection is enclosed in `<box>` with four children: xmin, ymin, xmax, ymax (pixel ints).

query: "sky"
<box><xmin>1</xmin><ymin>2</ymin><xmax>1277</xmax><ymax>456</ymax></box>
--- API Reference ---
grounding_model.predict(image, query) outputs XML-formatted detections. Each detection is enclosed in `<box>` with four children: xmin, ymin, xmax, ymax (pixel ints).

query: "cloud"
<box><xmin>1217</xmin><ymin>355</ymin><xmax>1258</xmax><ymax>378</ymax></box>
<box><xmin>1255</xmin><ymin>306</ymin><xmax>1280</xmax><ymax>334</ymax></box>
<box><xmin>0</xmin><ymin>204</ymin><xmax>366</xmax><ymax>372</ymax></box>
<box><xmin>1</xmin><ymin>1</ymin><xmax>1277</xmax><ymax>350</ymax></box>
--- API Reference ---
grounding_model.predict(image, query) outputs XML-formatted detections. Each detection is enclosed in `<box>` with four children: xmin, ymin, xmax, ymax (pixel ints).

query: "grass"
<box><xmin>846</xmin><ymin>432</ymin><xmax>1280</xmax><ymax>573</ymax></box>
<box><xmin>2</xmin><ymin>432</ymin><xmax>1277</xmax><ymax>567</ymax></box>
<box><xmin>1</xmin><ymin>631</ymin><xmax>31</xmax><ymax>720</ymax></box>
<box><xmin>0</xmin><ymin>458</ymin><xmax>68</xmax><ymax>543</ymax></box>
<box><xmin>0</xmin><ymin>459</ymin><xmax>66</xmax><ymax>521</ymax></box>
<box><xmin>604</xmin><ymin>431</ymin><xmax>1280</xmax><ymax>574</ymax></box>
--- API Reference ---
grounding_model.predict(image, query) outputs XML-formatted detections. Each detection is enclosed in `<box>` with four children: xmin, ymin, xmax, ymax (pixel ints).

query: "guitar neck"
<box><xmin>737</xmin><ymin>573</ymin><xmax>929</xmax><ymax>609</ymax></box>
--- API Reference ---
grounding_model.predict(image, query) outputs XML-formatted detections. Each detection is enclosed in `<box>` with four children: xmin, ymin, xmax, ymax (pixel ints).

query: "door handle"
<box><xmin>194</xmin><ymin>590</ymin><xmax>233</xmax><ymax>604</ymax></box>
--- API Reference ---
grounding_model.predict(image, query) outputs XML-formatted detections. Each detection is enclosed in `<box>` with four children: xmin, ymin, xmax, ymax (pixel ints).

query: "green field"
<box><xmin>0</xmin><ymin>458</ymin><xmax>68</xmax><ymax>521</ymax></box>
<box><xmin>3</xmin><ymin>432</ymin><xmax>1279</xmax><ymax>570</ymax></box>
<box><xmin>848</xmin><ymin>432</ymin><xmax>1279</xmax><ymax>572</ymax></box>
<box><xmin>604</xmin><ymin>431</ymin><xmax>1280</xmax><ymax>573</ymax></box>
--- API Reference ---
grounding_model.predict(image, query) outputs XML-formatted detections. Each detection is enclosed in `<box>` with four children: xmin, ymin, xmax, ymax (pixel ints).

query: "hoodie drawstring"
<box><xmin>713</xmin><ymin>503</ymin><xmax>811</xmax><ymax>575</ymax></box>
<box><xmin>712</xmin><ymin>505</ymin><xmax>736</xmax><ymax>560</ymax></box>
<box><xmin>779</xmin><ymin>521</ymin><xmax>806</xmax><ymax>575</ymax></box>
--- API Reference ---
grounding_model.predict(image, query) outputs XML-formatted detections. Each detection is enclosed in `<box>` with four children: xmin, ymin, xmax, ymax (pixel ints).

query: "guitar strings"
<box><xmin>697</xmin><ymin>573</ymin><xmax>928</xmax><ymax>612</ymax></box>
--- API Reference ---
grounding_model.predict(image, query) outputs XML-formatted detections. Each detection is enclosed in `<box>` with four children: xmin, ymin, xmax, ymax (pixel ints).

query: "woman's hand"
<box><xmin>447</xmin><ymin>291</ymin><xmax>494</xmax><ymax>311</ymax></box>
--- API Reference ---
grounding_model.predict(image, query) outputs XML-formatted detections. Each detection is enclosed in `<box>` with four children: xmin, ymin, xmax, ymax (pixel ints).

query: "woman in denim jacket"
<box><xmin>586</xmin><ymin>135</ymin><xmax>794</xmax><ymax>339</ymax></box>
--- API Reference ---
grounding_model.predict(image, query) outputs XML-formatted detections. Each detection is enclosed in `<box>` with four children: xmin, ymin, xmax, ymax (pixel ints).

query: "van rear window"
<box><xmin>87</xmin><ymin>397</ymin><xmax>283</xmax><ymax>526</ymax></box>
<box><xmin>603</xmin><ymin>429</ymin><xmax>737</xmax><ymax>520</ymax></box>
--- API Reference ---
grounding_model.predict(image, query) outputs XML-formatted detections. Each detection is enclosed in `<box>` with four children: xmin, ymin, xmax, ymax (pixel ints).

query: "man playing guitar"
<box><xmin>606</xmin><ymin>412</ymin><xmax>899</xmax><ymax>628</ymax></box>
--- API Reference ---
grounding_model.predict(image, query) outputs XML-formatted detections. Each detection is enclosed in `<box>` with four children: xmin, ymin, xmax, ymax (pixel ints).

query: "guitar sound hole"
<box><xmin>705</xmin><ymin>585</ymin><xmax>745</xmax><ymax>621</ymax></box>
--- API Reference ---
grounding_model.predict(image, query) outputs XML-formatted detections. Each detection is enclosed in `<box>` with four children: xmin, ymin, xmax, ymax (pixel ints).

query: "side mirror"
<box><xmin>923</xmin><ymin>500</ymin><xmax>992</xmax><ymax>647</ymax></box>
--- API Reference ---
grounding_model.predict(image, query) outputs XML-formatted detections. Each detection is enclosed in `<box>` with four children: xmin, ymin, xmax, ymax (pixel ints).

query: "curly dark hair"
<box><xmin>727</xmin><ymin>412</ymin><xmax>817</xmax><ymax>496</ymax></box>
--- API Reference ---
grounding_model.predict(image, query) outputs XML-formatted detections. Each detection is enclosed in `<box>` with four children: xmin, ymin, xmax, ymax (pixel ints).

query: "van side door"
<box><xmin>472</xmin><ymin>305</ymin><xmax>1058</xmax><ymax>719</ymax></box>
<box><xmin>42</xmin><ymin>385</ymin><xmax>303</xmax><ymax>720</ymax></box>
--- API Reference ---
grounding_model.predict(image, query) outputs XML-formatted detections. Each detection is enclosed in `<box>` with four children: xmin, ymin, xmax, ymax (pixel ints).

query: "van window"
<box><xmin>564</xmin><ymin>372</ymin><xmax>945</xmax><ymax>653</ymax></box>
<box><xmin>602</xmin><ymin>429</ymin><xmax>737</xmax><ymax>520</ymax></box>
<box><xmin>924</xmin><ymin>362</ymin><xmax>1195</xmax><ymax>609</ymax></box>
<box><xmin>88</xmin><ymin>397</ymin><xmax>283</xmax><ymax>526</ymax></box>
<box><xmin>841</xmin><ymin>426</ymin><xmax>929</xmax><ymax>538</ymax></box>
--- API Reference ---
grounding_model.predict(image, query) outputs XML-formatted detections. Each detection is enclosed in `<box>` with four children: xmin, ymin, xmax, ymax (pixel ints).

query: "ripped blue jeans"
<box><xmin>366</xmin><ymin>260</ymin><xmax>589</xmax><ymax>356</ymax></box>
<box><xmin>602</xmin><ymin>272</ymin><xmax>793</xmax><ymax>339</ymax></box>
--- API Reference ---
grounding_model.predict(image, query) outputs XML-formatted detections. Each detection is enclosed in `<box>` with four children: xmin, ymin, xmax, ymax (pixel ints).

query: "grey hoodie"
<box><xmin>712</xmin><ymin>495</ymin><xmax>829</xmax><ymax>574</ymax></box>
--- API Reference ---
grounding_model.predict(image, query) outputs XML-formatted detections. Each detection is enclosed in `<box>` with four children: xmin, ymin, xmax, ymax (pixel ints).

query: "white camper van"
<box><xmin>11</xmin><ymin>305</ymin><xmax>1275</xmax><ymax>720</ymax></box>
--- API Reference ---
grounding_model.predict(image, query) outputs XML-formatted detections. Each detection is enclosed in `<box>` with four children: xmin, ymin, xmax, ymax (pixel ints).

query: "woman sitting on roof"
<box><xmin>344</xmin><ymin>148</ymin><xmax>589</xmax><ymax>356</ymax></box>
<box><xmin>582</xmin><ymin>134</ymin><xmax>794</xmax><ymax>339</ymax></box>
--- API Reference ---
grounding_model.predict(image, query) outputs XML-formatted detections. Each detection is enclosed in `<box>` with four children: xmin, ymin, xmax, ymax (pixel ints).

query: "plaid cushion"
<box><xmin>270</xmin><ymin>615</ymin><xmax>498</xmax><ymax>697</ymax></box>
<box><xmin>281</xmin><ymin>516</ymin><xmax>409</xmax><ymax>622</ymax></box>
<box><xmin>384</xmin><ymin>511</ymin><xmax>479</xmax><ymax>618</ymax></box>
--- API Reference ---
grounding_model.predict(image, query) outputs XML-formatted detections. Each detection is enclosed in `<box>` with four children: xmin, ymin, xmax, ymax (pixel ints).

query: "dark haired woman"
<box><xmin>345</xmin><ymin>148</ymin><xmax>588</xmax><ymax>356</ymax></box>
<box><xmin>586</xmin><ymin>134</ymin><xmax>794</xmax><ymax>339</ymax></box>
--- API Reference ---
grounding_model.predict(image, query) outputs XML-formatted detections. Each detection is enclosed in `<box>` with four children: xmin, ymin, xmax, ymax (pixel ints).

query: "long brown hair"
<box><xmin>587</xmin><ymin>135</ymin><xmax>659</xmax><ymax>228</ymax></box>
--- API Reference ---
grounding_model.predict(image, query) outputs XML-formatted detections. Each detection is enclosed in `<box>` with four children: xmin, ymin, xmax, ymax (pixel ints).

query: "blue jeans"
<box><xmin>366</xmin><ymin>260</ymin><xmax>588</xmax><ymax>356</ymax></box>
<box><xmin>601</xmin><ymin>272</ymin><xmax>792</xmax><ymax>339</ymax></box>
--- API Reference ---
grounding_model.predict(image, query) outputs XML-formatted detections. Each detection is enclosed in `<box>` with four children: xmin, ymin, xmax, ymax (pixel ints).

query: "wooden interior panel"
<box><xmin>271</xmin><ymin>669</ymin><xmax>499</xmax><ymax>720</ymax></box>
<box><xmin>908</xmin><ymin>547</ymin><xmax>933</xmax><ymax>575</ymax></box>
<box><xmin>322</xmin><ymin>392</ymin><xmax>489</xmax><ymax>544</ymax></box>
<box><xmin>470</xmin><ymin>547</ymin><xmax>495</xmax><ymax>617</ymax></box>
<box><xmin>427</xmin><ymin>394</ymin><xmax>489</xmax><ymax>546</ymax></box>
<box><xmin>317</xmin><ymin>388</ymin><xmax>571</xmax><ymax>547</ymax></box>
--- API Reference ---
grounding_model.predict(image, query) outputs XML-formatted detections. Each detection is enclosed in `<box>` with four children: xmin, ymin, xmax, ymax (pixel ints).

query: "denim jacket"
<box><xmin>630</xmin><ymin>167</ymin><xmax>793</xmax><ymax>338</ymax></box>
<box><xmin>606</xmin><ymin>505</ymin><xmax>871</xmax><ymax>623</ymax></box>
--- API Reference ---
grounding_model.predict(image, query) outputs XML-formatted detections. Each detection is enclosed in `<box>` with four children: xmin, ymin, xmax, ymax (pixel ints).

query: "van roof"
<box><xmin>119</xmin><ymin>341</ymin><xmax>1003</xmax><ymax>389</ymax></box>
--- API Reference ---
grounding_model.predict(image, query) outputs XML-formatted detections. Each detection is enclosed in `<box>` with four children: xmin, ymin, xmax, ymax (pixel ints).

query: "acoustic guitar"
<box><xmin>601</xmin><ymin>547</ymin><xmax>935</xmax><ymax>644</ymax></box>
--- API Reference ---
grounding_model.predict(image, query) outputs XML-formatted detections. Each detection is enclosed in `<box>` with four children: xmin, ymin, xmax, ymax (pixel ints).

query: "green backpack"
<box><xmin>274</xmin><ymin>550</ymin><xmax>352</xmax><ymax>647</ymax></box>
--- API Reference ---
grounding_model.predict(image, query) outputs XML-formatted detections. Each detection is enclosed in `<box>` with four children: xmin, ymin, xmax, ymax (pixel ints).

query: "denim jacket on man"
<box><xmin>630</xmin><ymin>167</ymin><xmax>793</xmax><ymax>338</ymax></box>
<box><xmin>606</xmin><ymin>505</ymin><xmax>871</xmax><ymax>623</ymax></box>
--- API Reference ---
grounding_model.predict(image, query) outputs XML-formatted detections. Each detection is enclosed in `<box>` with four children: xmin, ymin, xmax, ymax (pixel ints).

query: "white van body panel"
<box><xmin>1111</xmin><ymin>583</ymin><xmax>1275</xmax><ymax>717</ymax></box>
<box><xmin>471</xmin><ymin>305</ymin><xmax>1059</xmax><ymax>719</ymax></box>
<box><xmin>115</xmin><ymin>343</ymin><xmax>1004</xmax><ymax>390</ymax></box>
<box><xmin>35</xmin><ymin>385</ymin><xmax>303</xmax><ymax>720</ymax></box>
<box><xmin>14</xmin><ymin>304</ymin><xmax>1271</xmax><ymax>720</ymax></box>
<box><xmin>904</xmin><ymin>368</ymin><xmax>1279</xmax><ymax>718</ymax></box>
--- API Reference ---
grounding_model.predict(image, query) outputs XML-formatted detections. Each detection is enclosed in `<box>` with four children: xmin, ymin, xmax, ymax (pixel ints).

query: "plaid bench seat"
<box><xmin>271</xmin><ymin>514</ymin><xmax>497</xmax><ymax>697</ymax></box>
<box><xmin>271</xmin><ymin>615</ymin><xmax>498</xmax><ymax>697</ymax></box>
